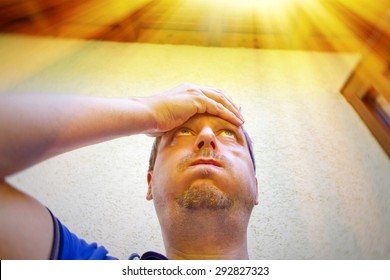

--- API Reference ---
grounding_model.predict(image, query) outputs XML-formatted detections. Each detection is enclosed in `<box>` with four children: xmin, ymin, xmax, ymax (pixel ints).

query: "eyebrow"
<box><xmin>162</xmin><ymin>117</ymin><xmax>245</xmax><ymax>142</ymax></box>
<box><xmin>213</xmin><ymin>119</ymin><xmax>243</xmax><ymax>135</ymax></box>
<box><xmin>228</xmin><ymin>125</ymin><xmax>245</xmax><ymax>143</ymax></box>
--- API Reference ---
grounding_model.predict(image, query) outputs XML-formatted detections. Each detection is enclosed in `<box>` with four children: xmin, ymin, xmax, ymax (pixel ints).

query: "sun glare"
<box><xmin>220</xmin><ymin>0</ymin><xmax>305</xmax><ymax>9</ymax></box>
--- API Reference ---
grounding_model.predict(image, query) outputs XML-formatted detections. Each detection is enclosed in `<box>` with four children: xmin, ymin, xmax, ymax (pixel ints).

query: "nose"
<box><xmin>194</xmin><ymin>127</ymin><xmax>217</xmax><ymax>150</ymax></box>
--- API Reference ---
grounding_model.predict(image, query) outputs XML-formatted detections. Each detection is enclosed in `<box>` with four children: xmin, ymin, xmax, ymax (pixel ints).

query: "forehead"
<box><xmin>190</xmin><ymin>113</ymin><xmax>238</xmax><ymax>126</ymax></box>
<box><xmin>169</xmin><ymin>113</ymin><xmax>244</xmax><ymax>133</ymax></box>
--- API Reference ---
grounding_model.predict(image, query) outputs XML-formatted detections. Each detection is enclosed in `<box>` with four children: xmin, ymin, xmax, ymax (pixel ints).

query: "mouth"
<box><xmin>190</xmin><ymin>158</ymin><xmax>223</xmax><ymax>168</ymax></box>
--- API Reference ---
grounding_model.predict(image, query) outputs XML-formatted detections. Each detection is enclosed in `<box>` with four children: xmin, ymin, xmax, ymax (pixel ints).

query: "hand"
<box><xmin>144</xmin><ymin>84</ymin><xmax>244</xmax><ymax>137</ymax></box>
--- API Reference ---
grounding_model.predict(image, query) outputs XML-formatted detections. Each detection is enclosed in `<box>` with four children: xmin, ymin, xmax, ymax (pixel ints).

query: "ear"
<box><xmin>146</xmin><ymin>171</ymin><xmax>153</xmax><ymax>200</ymax></box>
<box><xmin>254</xmin><ymin>177</ymin><xmax>259</xmax><ymax>205</ymax></box>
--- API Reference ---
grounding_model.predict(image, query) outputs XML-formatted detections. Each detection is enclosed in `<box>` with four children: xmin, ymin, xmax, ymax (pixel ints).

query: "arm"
<box><xmin>0</xmin><ymin>179</ymin><xmax>54</xmax><ymax>259</ymax></box>
<box><xmin>0</xmin><ymin>84</ymin><xmax>243</xmax><ymax>259</ymax></box>
<box><xmin>0</xmin><ymin>94</ymin><xmax>151</xmax><ymax>178</ymax></box>
<box><xmin>0</xmin><ymin>84</ymin><xmax>243</xmax><ymax>178</ymax></box>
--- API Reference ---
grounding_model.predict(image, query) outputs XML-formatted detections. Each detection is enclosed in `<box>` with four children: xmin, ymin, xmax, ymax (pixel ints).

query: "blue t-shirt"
<box><xmin>48</xmin><ymin>210</ymin><xmax>167</xmax><ymax>260</ymax></box>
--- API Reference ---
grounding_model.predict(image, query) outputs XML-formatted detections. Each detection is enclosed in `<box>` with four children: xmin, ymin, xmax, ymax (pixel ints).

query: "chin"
<box><xmin>176</xmin><ymin>183</ymin><xmax>233</xmax><ymax>210</ymax></box>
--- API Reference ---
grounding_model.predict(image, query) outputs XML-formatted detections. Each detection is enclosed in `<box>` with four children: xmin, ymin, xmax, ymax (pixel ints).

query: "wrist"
<box><xmin>127</xmin><ymin>97</ymin><xmax>158</xmax><ymax>135</ymax></box>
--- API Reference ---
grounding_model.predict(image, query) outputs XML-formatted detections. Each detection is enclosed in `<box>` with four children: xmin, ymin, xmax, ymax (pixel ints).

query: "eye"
<box><xmin>219</xmin><ymin>130</ymin><xmax>236</xmax><ymax>138</ymax></box>
<box><xmin>176</xmin><ymin>128</ymin><xmax>193</xmax><ymax>136</ymax></box>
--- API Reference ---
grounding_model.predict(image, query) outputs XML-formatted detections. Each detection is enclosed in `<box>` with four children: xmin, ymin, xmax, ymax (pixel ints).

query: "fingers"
<box><xmin>147</xmin><ymin>84</ymin><xmax>244</xmax><ymax>136</ymax></box>
<box><xmin>197</xmin><ymin>86</ymin><xmax>244</xmax><ymax>126</ymax></box>
<box><xmin>196</xmin><ymin>98</ymin><xmax>244</xmax><ymax>127</ymax></box>
<box><xmin>202</xmin><ymin>86</ymin><xmax>241</xmax><ymax>111</ymax></box>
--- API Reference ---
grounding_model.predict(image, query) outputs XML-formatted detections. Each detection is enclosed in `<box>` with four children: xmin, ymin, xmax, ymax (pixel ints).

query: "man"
<box><xmin>0</xmin><ymin>84</ymin><xmax>258</xmax><ymax>259</ymax></box>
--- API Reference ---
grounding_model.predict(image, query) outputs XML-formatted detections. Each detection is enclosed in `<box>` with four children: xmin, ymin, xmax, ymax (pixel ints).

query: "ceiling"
<box><xmin>0</xmin><ymin>0</ymin><xmax>389</xmax><ymax>53</ymax></box>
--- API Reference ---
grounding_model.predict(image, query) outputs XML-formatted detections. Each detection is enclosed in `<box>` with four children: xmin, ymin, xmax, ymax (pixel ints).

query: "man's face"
<box><xmin>147</xmin><ymin>114</ymin><xmax>258</xmax><ymax>216</ymax></box>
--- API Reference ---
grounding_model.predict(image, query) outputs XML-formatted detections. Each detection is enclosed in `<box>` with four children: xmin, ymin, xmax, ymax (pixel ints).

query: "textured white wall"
<box><xmin>1</xmin><ymin>34</ymin><xmax>389</xmax><ymax>259</ymax></box>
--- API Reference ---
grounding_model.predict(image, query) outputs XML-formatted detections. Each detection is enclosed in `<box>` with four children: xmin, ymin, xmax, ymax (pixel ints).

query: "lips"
<box><xmin>190</xmin><ymin>158</ymin><xmax>222</xmax><ymax>167</ymax></box>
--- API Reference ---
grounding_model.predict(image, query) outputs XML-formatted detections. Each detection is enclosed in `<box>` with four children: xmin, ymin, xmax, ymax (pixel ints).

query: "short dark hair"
<box><xmin>148</xmin><ymin>126</ymin><xmax>256</xmax><ymax>172</ymax></box>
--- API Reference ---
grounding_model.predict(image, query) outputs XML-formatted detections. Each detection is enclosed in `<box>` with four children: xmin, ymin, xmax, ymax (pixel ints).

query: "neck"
<box><xmin>161</xmin><ymin>208</ymin><xmax>251</xmax><ymax>260</ymax></box>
